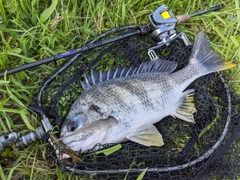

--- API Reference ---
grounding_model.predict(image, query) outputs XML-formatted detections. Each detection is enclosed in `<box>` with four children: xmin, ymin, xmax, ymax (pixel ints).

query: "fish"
<box><xmin>59</xmin><ymin>31</ymin><xmax>235</xmax><ymax>156</ymax></box>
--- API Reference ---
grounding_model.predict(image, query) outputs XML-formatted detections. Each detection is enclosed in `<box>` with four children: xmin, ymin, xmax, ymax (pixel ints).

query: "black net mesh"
<box><xmin>35</xmin><ymin>26</ymin><xmax>240</xmax><ymax>179</ymax></box>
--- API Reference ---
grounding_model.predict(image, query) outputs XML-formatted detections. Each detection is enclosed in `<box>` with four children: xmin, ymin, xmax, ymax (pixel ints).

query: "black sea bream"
<box><xmin>59</xmin><ymin>32</ymin><xmax>235</xmax><ymax>155</ymax></box>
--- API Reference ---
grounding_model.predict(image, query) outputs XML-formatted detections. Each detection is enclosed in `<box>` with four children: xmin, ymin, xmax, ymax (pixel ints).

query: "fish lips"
<box><xmin>61</xmin><ymin>130</ymin><xmax>107</xmax><ymax>153</ymax></box>
<box><xmin>65</xmin><ymin>140</ymin><xmax>77</xmax><ymax>148</ymax></box>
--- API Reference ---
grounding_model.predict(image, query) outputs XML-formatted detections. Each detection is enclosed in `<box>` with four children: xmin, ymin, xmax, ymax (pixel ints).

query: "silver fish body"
<box><xmin>60</xmin><ymin>32</ymin><xmax>234</xmax><ymax>154</ymax></box>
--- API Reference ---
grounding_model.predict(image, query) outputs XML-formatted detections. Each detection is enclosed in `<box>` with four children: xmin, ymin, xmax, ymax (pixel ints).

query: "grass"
<box><xmin>0</xmin><ymin>0</ymin><xmax>239</xmax><ymax>179</ymax></box>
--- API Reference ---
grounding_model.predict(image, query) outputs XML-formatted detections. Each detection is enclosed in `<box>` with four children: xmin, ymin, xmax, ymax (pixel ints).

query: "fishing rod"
<box><xmin>0</xmin><ymin>126</ymin><xmax>44</xmax><ymax>151</ymax></box>
<box><xmin>0</xmin><ymin>4</ymin><xmax>222</xmax><ymax>78</ymax></box>
<box><xmin>0</xmin><ymin>4</ymin><xmax>223</xmax><ymax>151</ymax></box>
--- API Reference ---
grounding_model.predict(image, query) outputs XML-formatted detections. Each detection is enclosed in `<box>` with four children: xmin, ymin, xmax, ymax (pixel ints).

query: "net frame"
<box><xmin>33</xmin><ymin>26</ymin><xmax>239</xmax><ymax>179</ymax></box>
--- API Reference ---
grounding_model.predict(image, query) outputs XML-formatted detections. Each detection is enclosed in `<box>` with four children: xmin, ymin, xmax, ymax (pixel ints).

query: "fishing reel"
<box><xmin>147</xmin><ymin>4</ymin><xmax>222</xmax><ymax>61</ymax></box>
<box><xmin>149</xmin><ymin>5</ymin><xmax>181</xmax><ymax>42</ymax></box>
<box><xmin>148</xmin><ymin>5</ymin><xmax>191</xmax><ymax>61</ymax></box>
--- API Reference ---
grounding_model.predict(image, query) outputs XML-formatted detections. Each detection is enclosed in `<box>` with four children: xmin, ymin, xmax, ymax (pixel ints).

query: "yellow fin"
<box><xmin>221</xmin><ymin>62</ymin><xmax>236</xmax><ymax>70</ymax></box>
<box><xmin>126</xmin><ymin>124</ymin><xmax>164</xmax><ymax>147</ymax></box>
<box><xmin>172</xmin><ymin>89</ymin><xmax>196</xmax><ymax>123</ymax></box>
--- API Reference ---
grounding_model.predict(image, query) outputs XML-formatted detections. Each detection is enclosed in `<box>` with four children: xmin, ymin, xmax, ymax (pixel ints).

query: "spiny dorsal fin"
<box><xmin>107</xmin><ymin>67</ymin><xmax>115</xmax><ymax>80</ymax></box>
<box><xmin>91</xmin><ymin>68</ymin><xmax>99</xmax><ymax>85</ymax></box>
<box><xmin>99</xmin><ymin>70</ymin><xmax>105</xmax><ymax>83</ymax></box>
<box><xmin>80</xmin><ymin>60</ymin><xmax>178</xmax><ymax>90</ymax></box>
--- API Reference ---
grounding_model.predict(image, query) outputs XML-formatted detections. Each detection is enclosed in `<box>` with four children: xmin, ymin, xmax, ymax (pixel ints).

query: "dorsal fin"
<box><xmin>107</xmin><ymin>67</ymin><xmax>115</xmax><ymax>80</ymax></box>
<box><xmin>99</xmin><ymin>70</ymin><xmax>105</xmax><ymax>83</ymax></box>
<box><xmin>91</xmin><ymin>68</ymin><xmax>99</xmax><ymax>85</ymax></box>
<box><xmin>80</xmin><ymin>60</ymin><xmax>178</xmax><ymax>90</ymax></box>
<box><xmin>113</xmin><ymin>67</ymin><xmax>123</xmax><ymax>79</ymax></box>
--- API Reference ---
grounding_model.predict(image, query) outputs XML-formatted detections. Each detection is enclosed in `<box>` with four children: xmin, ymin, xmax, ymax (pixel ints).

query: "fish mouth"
<box><xmin>56</xmin><ymin>141</ymin><xmax>78</xmax><ymax>161</ymax></box>
<box><xmin>65</xmin><ymin>140</ymin><xmax>77</xmax><ymax>148</ymax></box>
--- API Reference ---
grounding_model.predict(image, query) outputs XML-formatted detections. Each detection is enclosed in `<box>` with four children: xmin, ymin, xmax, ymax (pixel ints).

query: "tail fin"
<box><xmin>189</xmin><ymin>31</ymin><xmax>235</xmax><ymax>74</ymax></box>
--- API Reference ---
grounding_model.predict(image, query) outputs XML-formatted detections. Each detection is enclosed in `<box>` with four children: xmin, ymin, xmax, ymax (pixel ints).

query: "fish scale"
<box><xmin>59</xmin><ymin>32</ymin><xmax>235</xmax><ymax>154</ymax></box>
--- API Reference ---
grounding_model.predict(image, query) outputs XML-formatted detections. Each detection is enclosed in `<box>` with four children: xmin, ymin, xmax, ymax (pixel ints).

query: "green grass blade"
<box><xmin>39</xmin><ymin>0</ymin><xmax>58</xmax><ymax>23</ymax></box>
<box><xmin>230</xmin><ymin>36</ymin><xmax>240</xmax><ymax>47</ymax></box>
<box><xmin>6</xmin><ymin>86</ymin><xmax>25</xmax><ymax>107</ymax></box>
<box><xmin>0</xmin><ymin>97</ymin><xmax>11</xmax><ymax>108</ymax></box>
<box><xmin>7</xmin><ymin>164</ymin><xmax>20</xmax><ymax>180</ymax></box>
<box><xmin>136</xmin><ymin>168</ymin><xmax>148</xmax><ymax>180</ymax></box>
<box><xmin>0</xmin><ymin>0</ymin><xmax>6</xmax><ymax>23</ymax></box>
<box><xmin>93</xmin><ymin>144</ymin><xmax>122</xmax><ymax>156</ymax></box>
<box><xmin>20</xmin><ymin>109</ymin><xmax>35</xmax><ymax>130</ymax></box>
<box><xmin>0</xmin><ymin>108</ymin><xmax>21</xmax><ymax>113</ymax></box>
<box><xmin>121</xmin><ymin>1</ymin><xmax>126</xmax><ymax>25</ymax></box>
<box><xmin>235</xmin><ymin>0</ymin><xmax>240</xmax><ymax>24</ymax></box>
<box><xmin>2</xmin><ymin>112</ymin><xmax>13</xmax><ymax>131</ymax></box>
<box><xmin>0</xmin><ymin>115</ymin><xmax>9</xmax><ymax>132</ymax></box>
<box><xmin>0</xmin><ymin>165</ymin><xmax>7</xmax><ymax>180</ymax></box>
<box><xmin>0</xmin><ymin>80</ymin><xmax>10</xmax><ymax>84</ymax></box>
<box><xmin>30</xmin><ymin>143</ymin><xmax>38</xmax><ymax>180</ymax></box>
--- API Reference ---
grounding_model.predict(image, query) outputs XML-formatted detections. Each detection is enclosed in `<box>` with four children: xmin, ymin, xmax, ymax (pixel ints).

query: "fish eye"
<box><xmin>67</xmin><ymin>122</ymin><xmax>78</xmax><ymax>132</ymax></box>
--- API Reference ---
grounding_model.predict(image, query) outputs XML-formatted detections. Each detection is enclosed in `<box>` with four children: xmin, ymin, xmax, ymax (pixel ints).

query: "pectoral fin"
<box><xmin>172</xmin><ymin>89</ymin><xmax>196</xmax><ymax>123</ymax></box>
<box><xmin>126</xmin><ymin>124</ymin><xmax>164</xmax><ymax>147</ymax></box>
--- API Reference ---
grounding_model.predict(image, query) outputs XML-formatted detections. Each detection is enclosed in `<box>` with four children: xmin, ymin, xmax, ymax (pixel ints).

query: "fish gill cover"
<box><xmin>36</xmin><ymin>27</ymin><xmax>240</xmax><ymax>179</ymax></box>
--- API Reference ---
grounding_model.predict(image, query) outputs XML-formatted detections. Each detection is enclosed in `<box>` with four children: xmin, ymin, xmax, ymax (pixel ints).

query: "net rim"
<box><xmin>62</xmin><ymin>72</ymin><xmax>232</xmax><ymax>175</ymax></box>
<box><xmin>35</xmin><ymin>26</ymin><xmax>232</xmax><ymax>175</ymax></box>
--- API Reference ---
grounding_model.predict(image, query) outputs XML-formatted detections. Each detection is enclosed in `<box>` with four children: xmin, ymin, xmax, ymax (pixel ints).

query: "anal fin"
<box><xmin>126</xmin><ymin>124</ymin><xmax>164</xmax><ymax>147</ymax></box>
<box><xmin>172</xmin><ymin>89</ymin><xmax>196</xmax><ymax>123</ymax></box>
